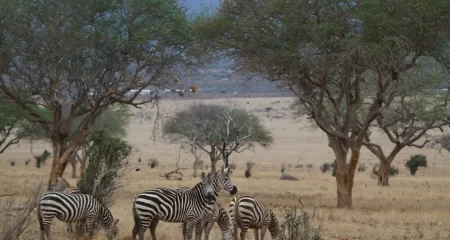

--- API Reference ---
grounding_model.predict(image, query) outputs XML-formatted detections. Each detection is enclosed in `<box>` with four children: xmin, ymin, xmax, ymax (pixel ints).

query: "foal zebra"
<box><xmin>132</xmin><ymin>166</ymin><xmax>237</xmax><ymax>240</ymax></box>
<box><xmin>195</xmin><ymin>202</ymin><xmax>233</xmax><ymax>240</ymax></box>
<box><xmin>37</xmin><ymin>192</ymin><xmax>119</xmax><ymax>240</ymax></box>
<box><xmin>230</xmin><ymin>195</ymin><xmax>284</xmax><ymax>240</ymax></box>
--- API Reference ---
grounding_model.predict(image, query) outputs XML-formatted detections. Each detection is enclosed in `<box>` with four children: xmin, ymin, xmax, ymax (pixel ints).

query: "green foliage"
<box><xmin>77</xmin><ymin>130</ymin><xmax>132</xmax><ymax>208</ymax></box>
<box><xmin>405</xmin><ymin>155</ymin><xmax>428</xmax><ymax>176</ymax></box>
<box><xmin>281</xmin><ymin>203</ymin><xmax>323</xmax><ymax>240</ymax></box>
<box><xmin>163</xmin><ymin>103</ymin><xmax>273</xmax><ymax>152</ymax></box>
<box><xmin>390</xmin><ymin>166</ymin><xmax>399</xmax><ymax>177</ymax></box>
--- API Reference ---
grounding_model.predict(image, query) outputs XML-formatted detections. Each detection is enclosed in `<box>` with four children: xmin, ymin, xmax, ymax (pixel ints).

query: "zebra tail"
<box><xmin>234</xmin><ymin>196</ymin><xmax>241</xmax><ymax>225</ymax></box>
<box><xmin>37</xmin><ymin>203</ymin><xmax>44</xmax><ymax>232</ymax></box>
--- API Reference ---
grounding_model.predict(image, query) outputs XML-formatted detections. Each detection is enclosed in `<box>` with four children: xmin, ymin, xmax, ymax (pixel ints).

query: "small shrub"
<box><xmin>265</xmin><ymin>107</ymin><xmax>273</xmax><ymax>112</ymax></box>
<box><xmin>296</xmin><ymin>164</ymin><xmax>304</xmax><ymax>169</ymax></box>
<box><xmin>280</xmin><ymin>173</ymin><xmax>298</xmax><ymax>181</ymax></box>
<box><xmin>306</xmin><ymin>164</ymin><xmax>313</xmax><ymax>169</ymax></box>
<box><xmin>358</xmin><ymin>163</ymin><xmax>367</xmax><ymax>172</ymax></box>
<box><xmin>149</xmin><ymin>158</ymin><xmax>159</xmax><ymax>169</ymax></box>
<box><xmin>9</xmin><ymin>160</ymin><xmax>15</xmax><ymax>166</ymax></box>
<box><xmin>229</xmin><ymin>163</ymin><xmax>237</xmax><ymax>171</ymax></box>
<box><xmin>245</xmin><ymin>169</ymin><xmax>251</xmax><ymax>178</ymax></box>
<box><xmin>35</xmin><ymin>150</ymin><xmax>50</xmax><ymax>168</ymax></box>
<box><xmin>320</xmin><ymin>163</ymin><xmax>330</xmax><ymax>173</ymax></box>
<box><xmin>25</xmin><ymin>159</ymin><xmax>31</xmax><ymax>165</ymax></box>
<box><xmin>138</xmin><ymin>157</ymin><xmax>142</xmax><ymax>163</ymax></box>
<box><xmin>405</xmin><ymin>155</ymin><xmax>427</xmax><ymax>175</ymax></box>
<box><xmin>281</xmin><ymin>200</ymin><xmax>323</xmax><ymax>240</ymax></box>
<box><xmin>245</xmin><ymin>161</ymin><xmax>254</xmax><ymax>178</ymax></box>
<box><xmin>390</xmin><ymin>166</ymin><xmax>399</xmax><ymax>176</ymax></box>
<box><xmin>281</xmin><ymin>163</ymin><xmax>286</xmax><ymax>173</ymax></box>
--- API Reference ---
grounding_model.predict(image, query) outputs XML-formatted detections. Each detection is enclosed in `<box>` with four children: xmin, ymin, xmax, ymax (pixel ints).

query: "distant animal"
<box><xmin>230</xmin><ymin>195</ymin><xmax>284</xmax><ymax>240</ymax></box>
<box><xmin>37</xmin><ymin>192</ymin><xmax>119</xmax><ymax>240</ymax></box>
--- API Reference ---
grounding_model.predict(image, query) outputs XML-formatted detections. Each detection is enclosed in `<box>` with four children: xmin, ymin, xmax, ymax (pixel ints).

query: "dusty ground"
<box><xmin>1</xmin><ymin>96</ymin><xmax>450</xmax><ymax>240</ymax></box>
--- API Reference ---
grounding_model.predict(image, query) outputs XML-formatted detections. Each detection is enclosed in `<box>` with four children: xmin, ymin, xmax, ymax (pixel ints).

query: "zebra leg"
<box><xmin>149</xmin><ymin>218</ymin><xmax>159</xmax><ymax>240</ymax></box>
<box><xmin>86</xmin><ymin>215</ymin><xmax>96</xmax><ymax>238</ymax></box>
<box><xmin>194</xmin><ymin>219</ymin><xmax>203</xmax><ymax>240</ymax></box>
<box><xmin>137</xmin><ymin>217</ymin><xmax>152</xmax><ymax>240</ymax></box>
<box><xmin>254</xmin><ymin>228</ymin><xmax>260</xmax><ymax>240</ymax></box>
<box><xmin>184</xmin><ymin>219</ymin><xmax>196</xmax><ymax>240</ymax></box>
<box><xmin>239</xmin><ymin>226</ymin><xmax>248</xmax><ymax>240</ymax></box>
<box><xmin>203</xmin><ymin>220</ymin><xmax>214</xmax><ymax>240</ymax></box>
<box><xmin>260</xmin><ymin>225</ymin><xmax>268</xmax><ymax>240</ymax></box>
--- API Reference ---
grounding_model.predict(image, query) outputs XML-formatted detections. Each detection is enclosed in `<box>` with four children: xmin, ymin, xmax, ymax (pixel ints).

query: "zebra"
<box><xmin>230</xmin><ymin>195</ymin><xmax>284</xmax><ymax>240</ymax></box>
<box><xmin>37</xmin><ymin>191</ymin><xmax>119</xmax><ymax>240</ymax></box>
<box><xmin>195</xmin><ymin>201</ymin><xmax>233</xmax><ymax>240</ymax></box>
<box><xmin>132</xmin><ymin>166</ymin><xmax>237</xmax><ymax>240</ymax></box>
<box><xmin>48</xmin><ymin>177</ymin><xmax>81</xmax><ymax>233</ymax></box>
<box><xmin>135</xmin><ymin>187</ymin><xmax>233</xmax><ymax>240</ymax></box>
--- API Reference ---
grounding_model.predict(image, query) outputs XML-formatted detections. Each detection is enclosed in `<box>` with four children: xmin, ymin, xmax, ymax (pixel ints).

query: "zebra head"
<box><xmin>202</xmin><ymin>173</ymin><xmax>216</xmax><ymax>202</ymax></box>
<box><xmin>100</xmin><ymin>206</ymin><xmax>119</xmax><ymax>240</ymax></box>
<box><xmin>213</xmin><ymin>165</ymin><xmax>238</xmax><ymax>195</ymax></box>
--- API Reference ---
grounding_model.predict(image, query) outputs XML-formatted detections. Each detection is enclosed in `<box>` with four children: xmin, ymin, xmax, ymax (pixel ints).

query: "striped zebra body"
<box><xmin>196</xmin><ymin>202</ymin><xmax>233</xmax><ymax>240</ymax></box>
<box><xmin>132</xmin><ymin>166</ymin><xmax>237</xmax><ymax>240</ymax></box>
<box><xmin>146</xmin><ymin>187</ymin><xmax>233</xmax><ymax>240</ymax></box>
<box><xmin>230</xmin><ymin>195</ymin><xmax>283</xmax><ymax>240</ymax></box>
<box><xmin>37</xmin><ymin>192</ymin><xmax>119</xmax><ymax>240</ymax></box>
<box><xmin>49</xmin><ymin>177</ymin><xmax>82</xmax><ymax>233</ymax></box>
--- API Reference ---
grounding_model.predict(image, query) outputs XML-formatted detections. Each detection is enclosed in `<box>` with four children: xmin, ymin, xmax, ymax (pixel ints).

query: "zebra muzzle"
<box><xmin>230</xmin><ymin>186</ymin><xmax>238</xmax><ymax>195</ymax></box>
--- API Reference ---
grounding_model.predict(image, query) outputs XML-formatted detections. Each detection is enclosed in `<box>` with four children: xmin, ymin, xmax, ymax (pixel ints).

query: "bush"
<box><xmin>330</xmin><ymin>160</ymin><xmax>348</xmax><ymax>177</ymax></box>
<box><xmin>281</xmin><ymin>200</ymin><xmax>323</xmax><ymax>240</ymax></box>
<box><xmin>25</xmin><ymin>159</ymin><xmax>31</xmax><ymax>165</ymax></box>
<box><xmin>229</xmin><ymin>163</ymin><xmax>236</xmax><ymax>171</ymax></box>
<box><xmin>405</xmin><ymin>155</ymin><xmax>427</xmax><ymax>176</ymax></box>
<box><xmin>390</xmin><ymin>166</ymin><xmax>399</xmax><ymax>176</ymax></box>
<box><xmin>35</xmin><ymin>150</ymin><xmax>50</xmax><ymax>168</ymax></box>
<box><xmin>296</xmin><ymin>164</ymin><xmax>304</xmax><ymax>169</ymax></box>
<box><xmin>0</xmin><ymin>178</ymin><xmax>45</xmax><ymax>240</ymax></box>
<box><xmin>358</xmin><ymin>163</ymin><xmax>367</xmax><ymax>172</ymax></box>
<box><xmin>78</xmin><ymin>130</ymin><xmax>132</xmax><ymax>208</ymax></box>
<box><xmin>9</xmin><ymin>160</ymin><xmax>15</xmax><ymax>166</ymax></box>
<box><xmin>149</xmin><ymin>158</ymin><xmax>159</xmax><ymax>169</ymax></box>
<box><xmin>306</xmin><ymin>164</ymin><xmax>313</xmax><ymax>169</ymax></box>
<box><xmin>320</xmin><ymin>163</ymin><xmax>330</xmax><ymax>173</ymax></box>
<box><xmin>281</xmin><ymin>163</ymin><xmax>286</xmax><ymax>173</ymax></box>
<box><xmin>280</xmin><ymin>173</ymin><xmax>298</xmax><ymax>181</ymax></box>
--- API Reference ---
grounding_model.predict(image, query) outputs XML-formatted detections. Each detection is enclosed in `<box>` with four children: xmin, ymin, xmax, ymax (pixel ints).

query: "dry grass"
<box><xmin>1</xmin><ymin>97</ymin><xmax>450</xmax><ymax>240</ymax></box>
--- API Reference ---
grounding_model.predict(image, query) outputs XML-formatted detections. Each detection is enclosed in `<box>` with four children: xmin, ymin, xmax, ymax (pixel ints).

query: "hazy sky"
<box><xmin>183</xmin><ymin>0</ymin><xmax>220</xmax><ymax>13</ymax></box>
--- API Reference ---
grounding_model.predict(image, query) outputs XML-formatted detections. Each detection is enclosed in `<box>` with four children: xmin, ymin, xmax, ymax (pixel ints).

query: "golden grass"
<box><xmin>1</xmin><ymin>97</ymin><xmax>450</xmax><ymax>240</ymax></box>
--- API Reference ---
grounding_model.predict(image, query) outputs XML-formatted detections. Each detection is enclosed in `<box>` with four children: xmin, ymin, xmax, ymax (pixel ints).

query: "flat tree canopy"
<box><xmin>0</xmin><ymin>0</ymin><xmax>201</xmax><ymax>187</ymax></box>
<box><xmin>163</xmin><ymin>103</ymin><xmax>273</xmax><ymax>172</ymax></box>
<box><xmin>195</xmin><ymin>0</ymin><xmax>450</xmax><ymax>207</ymax></box>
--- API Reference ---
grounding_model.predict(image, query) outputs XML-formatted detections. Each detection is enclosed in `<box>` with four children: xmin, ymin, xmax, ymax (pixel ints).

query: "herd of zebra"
<box><xmin>37</xmin><ymin>166</ymin><xmax>284</xmax><ymax>240</ymax></box>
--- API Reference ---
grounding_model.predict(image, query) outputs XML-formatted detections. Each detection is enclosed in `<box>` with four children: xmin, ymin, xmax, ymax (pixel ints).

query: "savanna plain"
<box><xmin>1</xmin><ymin>96</ymin><xmax>450</xmax><ymax>240</ymax></box>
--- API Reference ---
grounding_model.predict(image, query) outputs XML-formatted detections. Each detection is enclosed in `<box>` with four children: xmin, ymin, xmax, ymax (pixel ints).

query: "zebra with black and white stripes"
<box><xmin>37</xmin><ymin>191</ymin><xmax>119</xmax><ymax>240</ymax></box>
<box><xmin>132</xmin><ymin>166</ymin><xmax>237</xmax><ymax>240</ymax></box>
<box><xmin>230</xmin><ymin>195</ymin><xmax>284</xmax><ymax>240</ymax></box>
<box><xmin>195</xmin><ymin>201</ymin><xmax>233</xmax><ymax>240</ymax></box>
<box><xmin>138</xmin><ymin>187</ymin><xmax>233</xmax><ymax>240</ymax></box>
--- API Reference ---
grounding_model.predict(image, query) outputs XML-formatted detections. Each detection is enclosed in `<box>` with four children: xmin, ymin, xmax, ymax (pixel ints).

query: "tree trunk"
<box><xmin>80</xmin><ymin>158</ymin><xmax>86</xmax><ymax>176</ymax></box>
<box><xmin>48</xmin><ymin>140</ymin><xmax>72</xmax><ymax>189</ymax></box>
<box><xmin>70</xmin><ymin>160</ymin><xmax>77</xmax><ymax>178</ymax></box>
<box><xmin>210</xmin><ymin>158</ymin><xmax>217</xmax><ymax>173</ymax></box>
<box><xmin>193</xmin><ymin>158</ymin><xmax>199</xmax><ymax>178</ymax></box>
<box><xmin>335</xmin><ymin>150</ymin><xmax>360</xmax><ymax>208</ymax></box>
<box><xmin>377</xmin><ymin>160</ymin><xmax>391</xmax><ymax>186</ymax></box>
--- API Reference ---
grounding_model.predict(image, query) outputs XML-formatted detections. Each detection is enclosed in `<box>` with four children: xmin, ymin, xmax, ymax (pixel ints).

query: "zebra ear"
<box><xmin>114</xmin><ymin>219</ymin><xmax>119</xmax><ymax>225</ymax></box>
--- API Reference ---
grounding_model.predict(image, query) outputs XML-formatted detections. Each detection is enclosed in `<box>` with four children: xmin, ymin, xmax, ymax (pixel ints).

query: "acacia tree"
<box><xmin>363</xmin><ymin>62</ymin><xmax>450</xmax><ymax>186</ymax></box>
<box><xmin>0</xmin><ymin>94</ymin><xmax>27</xmax><ymax>154</ymax></box>
<box><xmin>0</xmin><ymin>0</ymin><xmax>199</xmax><ymax>188</ymax></box>
<box><xmin>196</xmin><ymin>0</ymin><xmax>450</xmax><ymax>207</ymax></box>
<box><xmin>163</xmin><ymin>103</ymin><xmax>273</xmax><ymax>172</ymax></box>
